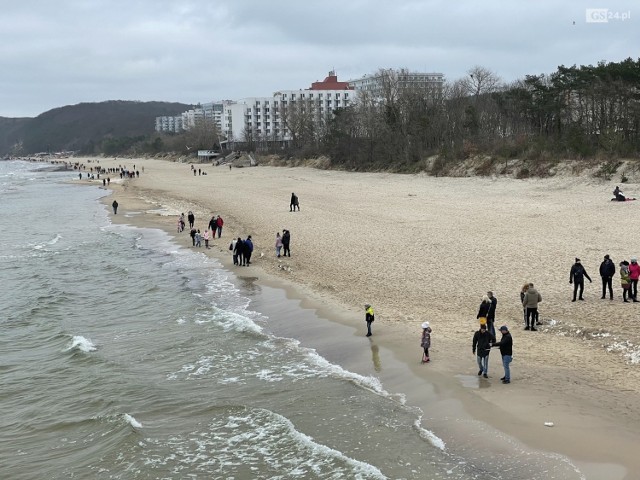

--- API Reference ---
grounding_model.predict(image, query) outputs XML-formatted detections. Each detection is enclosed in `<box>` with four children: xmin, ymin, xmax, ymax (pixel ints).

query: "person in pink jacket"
<box><xmin>629</xmin><ymin>257</ymin><xmax>640</xmax><ymax>302</ymax></box>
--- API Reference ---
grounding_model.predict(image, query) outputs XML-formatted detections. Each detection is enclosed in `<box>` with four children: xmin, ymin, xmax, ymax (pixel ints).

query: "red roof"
<box><xmin>309</xmin><ymin>72</ymin><xmax>353</xmax><ymax>90</ymax></box>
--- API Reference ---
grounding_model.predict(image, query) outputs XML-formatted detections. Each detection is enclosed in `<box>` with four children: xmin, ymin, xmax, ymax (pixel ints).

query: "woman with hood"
<box><xmin>629</xmin><ymin>257</ymin><xmax>640</xmax><ymax>301</ymax></box>
<box><xmin>421</xmin><ymin>321</ymin><xmax>432</xmax><ymax>363</ymax></box>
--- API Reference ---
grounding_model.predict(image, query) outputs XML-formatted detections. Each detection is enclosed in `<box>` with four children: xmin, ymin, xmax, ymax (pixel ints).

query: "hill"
<box><xmin>0</xmin><ymin>100</ymin><xmax>190</xmax><ymax>155</ymax></box>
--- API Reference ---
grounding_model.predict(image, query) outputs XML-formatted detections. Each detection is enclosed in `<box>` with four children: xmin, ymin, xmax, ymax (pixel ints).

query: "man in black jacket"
<box><xmin>472</xmin><ymin>323</ymin><xmax>495</xmax><ymax>378</ymax></box>
<box><xmin>492</xmin><ymin>325</ymin><xmax>513</xmax><ymax>384</ymax></box>
<box><xmin>569</xmin><ymin>258</ymin><xmax>592</xmax><ymax>302</ymax></box>
<box><xmin>599</xmin><ymin>254</ymin><xmax>616</xmax><ymax>300</ymax></box>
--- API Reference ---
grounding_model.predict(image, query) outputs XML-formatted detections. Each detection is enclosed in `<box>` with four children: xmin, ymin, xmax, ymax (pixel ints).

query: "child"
<box><xmin>195</xmin><ymin>229</ymin><xmax>202</xmax><ymax>248</ymax></box>
<box><xmin>421</xmin><ymin>321</ymin><xmax>432</xmax><ymax>363</ymax></box>
<box><xmin>203</xmin><ymin>229</ymin><xmax>210</xmax><ymax>249</ymax></box>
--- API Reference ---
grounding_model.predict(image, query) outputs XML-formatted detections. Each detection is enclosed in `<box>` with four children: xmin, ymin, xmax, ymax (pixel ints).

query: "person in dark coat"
<box><xmin>486</xmin><ymin>291</ymin><xmax>497</xmax><ymax>335</ymax></box>
<box><xmin>244</xmin><ymin>236</ymin><xmax>254</xmax><ymax>265</ymax></box>
<box><xmin>570</xmin><ymin>258</ymin><xmax>592</xmax><ymax>301</ymax></box>
<box><xmin>112</xmin><ymin>200</ymin><xmax>118</xmax><ymax>214</ymax></box>
<box><xmin>477</xmin><ymin>295</ymin><xmax>491</xmax><ymax>328</ymax></box>
<box><xmin>492</xmin><ymin>325</ymin><xmax>513</xmax><ymax>384</ymax></box>
<box><xmin>208</xmin><ymin>215</ymin><xmax>217</xmax><ymax>239</ymax></box>
<box><xmin>421</xmin><ymin>321</ymin><xmax>432</xmax><ymax>363</ymax></box>
<box><xmin>599</xmin><ymin>254</ymin><xmax>616</xmax><ymax>300</ymax></box>
<box><xmin>473</xmin><ymin>323</ymin><xmax>495</xmax><ymax>378</ymax></box>
<box><xmin>189</xmin><ymin>227</ymin><xmax>197</xmax><ymax>246</ymax></box>
<box><xmin>282</xmin><ymin>229</ymin><xmax>291</xmax><ymax>257</ymax></box>
<box><xmin>290</xmin><ymin>193</ymin><xmax>299</xmax><ymax>212</ymax></box>
<box><xmin>187</xmin><ymin>211</ymin><xmax>195</xmax><ymax>229</ymax></box>
<box><xmin>234</xmin><ymin>237</ymin><xmax>245</xmax><ymax>266</ymax></box>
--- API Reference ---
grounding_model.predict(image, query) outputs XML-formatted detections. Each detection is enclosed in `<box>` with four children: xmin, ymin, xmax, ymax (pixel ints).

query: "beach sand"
<box><xmin>83</xmin><ymin>157</ymin><xmax>640</xmax><ymax>478</ymax></box>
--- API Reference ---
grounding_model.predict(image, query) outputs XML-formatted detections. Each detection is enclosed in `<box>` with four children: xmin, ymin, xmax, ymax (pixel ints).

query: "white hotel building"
<box><xmin>156</xmin><ymin>70</ymin><xmax>444</xmax><ymax>146</ymax></box>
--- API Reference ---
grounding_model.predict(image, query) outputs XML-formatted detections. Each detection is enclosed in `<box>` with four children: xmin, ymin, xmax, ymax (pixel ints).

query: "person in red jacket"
<box><xmin>216</xmin><ymin>215</ymin><xmax>224</xmax><ymax>238</ymax></box>
<box><xmin>629</xmin><ymin>257</ymin><xmax>640</xmax><ymax>302</ymax></box>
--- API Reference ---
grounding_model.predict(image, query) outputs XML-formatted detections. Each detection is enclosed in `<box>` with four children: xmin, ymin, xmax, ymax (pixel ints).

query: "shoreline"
<box><xmin>88</xmin><ymin>157</ymin><xmax>639</xmax><ymax>478</ymax></box>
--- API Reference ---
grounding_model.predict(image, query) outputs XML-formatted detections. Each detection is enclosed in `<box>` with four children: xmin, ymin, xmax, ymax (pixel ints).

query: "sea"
<box><xmin>0</xmin><ymin>160</ymin><xmax>585</xmax><ymax>479</ymax></box>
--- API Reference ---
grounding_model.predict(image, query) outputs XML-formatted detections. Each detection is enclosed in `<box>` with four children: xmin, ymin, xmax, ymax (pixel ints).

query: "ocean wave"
<box><xmin>31</xmin><ymin>234</ymin><xmax>62</xmax><ymax>250</ymax></box>
<box><xmin>65</xmin><ymin>335</ymin><xmax>97</xmax><ymax>353</ymax></box>
<box><xmin>139</xmin><ymin>407</ymin><xmax>386</xmax><ymax>479</ymax></box>
<box><xmin>413</xmin><ymin>417</ymin><xmax>446</xmax><ymax>451</ymax></box>
<box><xmin>124</xmin><ymin>414</ymin><xmax>143</xmax><ymax>429</ymax></box>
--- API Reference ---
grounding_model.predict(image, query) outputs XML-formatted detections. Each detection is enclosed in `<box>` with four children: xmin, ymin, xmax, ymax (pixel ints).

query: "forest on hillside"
<box><xmin>0</xmin><ymin>101</ymin><xmax>190</xmax><ymax>155</ymax></box>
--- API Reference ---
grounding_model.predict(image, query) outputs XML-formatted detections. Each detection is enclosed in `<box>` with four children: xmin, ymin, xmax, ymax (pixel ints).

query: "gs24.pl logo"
<box><xmin>586</xmin><ymin>8</ymin><xmax>632</xmax><ymax>22</ymax></box>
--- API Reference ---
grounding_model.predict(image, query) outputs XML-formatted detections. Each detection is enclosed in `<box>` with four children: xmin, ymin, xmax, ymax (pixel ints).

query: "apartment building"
<box><xmin>155</xmin><ymin>69</ymin><xmax>444</xmax><ymax>145</ymax></box>
<box><xmin>348</xmin><ymin>70</ymin><xmax>444</xmax><ymax>99</ymax></box>
<box><xmin>223</xmin><ymin>72</ymin><xmax>354</xmax><ymax>145</ymax></box>
<box><xmin>155</xmin><ymin>115</ymin><xmax>184</xmax><ymax>133</ymax></box>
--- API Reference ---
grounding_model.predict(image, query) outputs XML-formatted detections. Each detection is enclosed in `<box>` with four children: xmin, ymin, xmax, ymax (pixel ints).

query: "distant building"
<box><xmin>155</xmin><ymin>69</ymin><xmax>444</xmax><ymax>147</ymax></box>
<box><xmin>222</xmin><ymin>72</ymin><xmax>355</xmax><ymax>148</ymax></box>
<box><xmin>155</xmin><ymin>115</ymin><xmax>184</xmax><ymax>133</ymax></box>
<box><xmin>348</xmin><ymin>69</ymin><xmax>444</xmax><ymax>99</ymax></box>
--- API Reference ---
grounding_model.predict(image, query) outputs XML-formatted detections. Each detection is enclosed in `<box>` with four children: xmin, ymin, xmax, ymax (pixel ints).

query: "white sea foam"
<box><xmin>32</xmin><ymin>234</ymin><xmax>62</xmax><ymax>250</ymax></box>
<box><xmin>66</xmin><ymin>335</ymin><xmax>97</xmax><ymax>353</ymax></box>
<box><xmin>414</xmin><ymin>417</ymin><xmax>446</xmax><ymax>451</ymax></box>
<box><xmin>196</xmin><ymin>408</ymin><xmax>387</xmax><ymax>479</ymax></box>
<box><xmin>124</xmin><ymin>414</ymin><xmax>143</xmax><ymax>428</ymax></box>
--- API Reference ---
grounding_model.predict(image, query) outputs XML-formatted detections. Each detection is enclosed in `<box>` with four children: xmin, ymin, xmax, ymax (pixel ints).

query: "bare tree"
<box><xmin>184</xmin><ymin>117</ymin><xmax>220</xmax><ymax>151</ymax></box>
<box><xmin>462</xmin><ymin>66</ymin><xmax>502</xmax><ymax>97</ymax></box>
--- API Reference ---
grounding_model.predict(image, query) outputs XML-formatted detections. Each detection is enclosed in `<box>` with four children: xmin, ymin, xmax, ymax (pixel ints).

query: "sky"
<box><xmin>1</xmin><ymin>0</ymin><xmax>637</xmax><ymax>118</ymax></box>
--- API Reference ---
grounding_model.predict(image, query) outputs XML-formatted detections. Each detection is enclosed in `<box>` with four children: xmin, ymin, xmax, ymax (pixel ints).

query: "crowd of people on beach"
<box><xmin>171</xmin><ymin>190</ymin><xmax>296</xmax><ymax>272</ymax></box>
<box><xmin>568</xmin><ymin>255</ymin><xmax>640</xmax><ymax>303</ymax></box>
<box><xmin>107</xmin><ymin>163</ymin><xmax>639</xmax><ymax>391</ymax></box>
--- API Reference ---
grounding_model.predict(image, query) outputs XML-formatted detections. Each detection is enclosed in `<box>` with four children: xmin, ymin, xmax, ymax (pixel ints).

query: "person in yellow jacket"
<box><xmin>365</xmin><ymin>304</ymin><xmax>375</xmax><ymax>337</ymax></box>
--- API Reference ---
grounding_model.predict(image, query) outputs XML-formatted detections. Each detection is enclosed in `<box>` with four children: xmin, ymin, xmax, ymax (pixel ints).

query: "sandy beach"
<box><xmin>81</xmin><ymin>156</ymin><xmax>640</xmax><ymax>478</ymax></box>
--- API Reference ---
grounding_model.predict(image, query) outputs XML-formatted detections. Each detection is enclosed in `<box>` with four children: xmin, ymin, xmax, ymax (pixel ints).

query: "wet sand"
<box><xmin>85</xmin><ymin>157</ymin><xmax>640</xmax><ymax>478</ymax></box>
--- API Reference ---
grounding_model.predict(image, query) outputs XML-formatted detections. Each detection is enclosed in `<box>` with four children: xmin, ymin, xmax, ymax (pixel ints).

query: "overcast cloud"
<box><xmin>1</xmin><ymin>0</ymin><xmax>637</xmax><ymax>117</ymax></box>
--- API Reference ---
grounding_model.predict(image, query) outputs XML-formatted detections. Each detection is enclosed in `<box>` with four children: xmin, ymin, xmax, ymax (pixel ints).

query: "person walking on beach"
<box><xmin>282</xmin><ymin>229</ymin><xmax>291</xmax><ymax>257</ymax></box>
<box><xmin>492</xmin><ymin>325</ymin><xmax>513</xmax><ymax>384</ymax></box>
<box><xmin>179</xmin><ymin>213</ymin><xmax>186</xmax><ymax>233</ymax></box>
<box><xmin>187</xmin><ymin>211</ymin><xmax>195</xmax><ymax>230</ymax></box>
<box><xmin>208</xmin><ymin>215</ymin><xmax>217</xmax><ymax>239</ymax></box>
<box><xmin>234</xmin><ymin>237</ymin><xmax>244</xmax><ymax>266</ymax></box>
<box><xmin>290</xmin><ymin>193</ymin><xmax>300</xmax><ymax>212</ymax></box>
<box><xmin>600</xmin><ymin>254</ymin><xmax>616</xmax><ymax>300</ymax></box>
<box><xmin>189</xmin><ymin>227</ymin><xmax>197</xmax><ymax>247</ymax></box>
<box><xmin>522</xmin><ymin>283</ymin><xmax>542</xmax><ymax>331</ymax></box>
<box><xmin>203</xmin><ymin>229</ymin><xmax>210</xmax><ymax>249</ymax></box>
<box><xmin>473</xmin><ymin>322</ymin><xmax>495</xmax><ymax>378</ymax></box>
<box><xmin>421</xmin><ymin>321</ymin><xmax>432</xmax><ymax>363</ymax></box>
<box><xmin>487</xmin><ymin>291</ymin><xmax>497</xmax><ymax>336</ymax></box>
<box><xmin>620</xmin><ymin>260</ymin><xmax>632</xmax><ymax>302</ymax></box>
<box><xmin>244</xmin><ymin>236</ymin><xmax>254</xmax><ymax>265</ymax></box>
<box><xmin>275</xmin><ymin>232</ymin><xmax>283</xmax><ymax>257</ymax></box>
<box><xmin>112</xmin><ymin>200</ymin><xmax>118</xmax><ymax>214</ymax></box>
<box><xmin>520</xmin><ymin>283</ymin><xmax>529</xmax><ymax>327</ymax></box>
<box><xmin>629</xmin><ymin>257</ymin><xmax>640</xmax><ymax>301</ymax></box>
<box><xmin>195</xmin><ymin>230</ymin><xmax>202</xmax><ymax>248</ymax></box>
<box><xmin>365</xmin><ymin>304</ymin><xmax>375</xmax><ymax>337</ymax></box>
<box><xmin>570</xmin><ymin>258</ymin><xmax>592</xmax><ymax>301</ymax></box>
<box><xmin>477</xmin><ymin>295</ymin><xmax>491</xmax><ymax>326</ymax></box>
<box><xmin>216</xmin><ymin>215</ymin><xmax>224</xmax><ymax>238</ymax></box>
